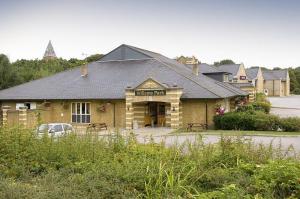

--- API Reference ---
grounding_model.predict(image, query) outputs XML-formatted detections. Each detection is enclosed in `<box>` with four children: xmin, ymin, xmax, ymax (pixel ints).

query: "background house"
<box><xmin>218</xmin><ymin>63</ymin><xmax>248</xmax><ymax>83</ymax></box>
<box><xmin>262</xmin><ymin>69</ymin><xmax>290</xmax><ymax>96</ymax></box>
<box><xmin>246</xmin><ymin>67</ymin><xmax>264</xmax><ymax>93</ymax></box>
<box><xmin>198</xmin><ymin>63</ymin><xmax>230</xmax><ymax>82</ymax></box>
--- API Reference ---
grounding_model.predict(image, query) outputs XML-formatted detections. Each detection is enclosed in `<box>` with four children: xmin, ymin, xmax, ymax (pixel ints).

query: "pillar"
<box><xmin>125</xmin><ymin>89</ymin><xmax>134</xmax><ymax>130</ymax></box>
<box><xmin>2</xmin><ymin>105</ymin><xmax>10</xmax><ymax>126</ymax></box>
<box><xmin>169</xmin><ymin>88</ymin><xmax>182</xmax><ymax>129</ymax></box>
<box><xmin>170</xmin><ymin>101</ymin><xmax>180</xmax><ymax>128</ymax></box>
<box><xmin>19</xmin><ymin>106</ymin><xmax>27</xmax><ymax>127</ymax></box>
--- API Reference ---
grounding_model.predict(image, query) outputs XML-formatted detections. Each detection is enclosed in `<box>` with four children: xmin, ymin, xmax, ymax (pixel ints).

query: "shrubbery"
<box><xmin>236</xmin><ymin>94</ymin><xmax>271</xmax><ymax>114</ymax></box>
<box><xmin>279</xmin><ymin>117</ymin><xmax>300</xmax><ymax>132</ymax></box>
<box><xmin>214</xmin><ymin>111</ymin><xmax>300</xmax><ymax>132</ymax></box>
<box><xmin>251</xmin><ymin>101</ymin><xmax>271</xmax><ymax>113</ymax></box>
<box><xmin>214</xmin><ymin>111</ymin><xmax>280</xmax><ymax>131</ymax></box>
<box><xmin>215</xmin><ymin>93</ymin><xmax>300</xmax><ymax>132</ymax></box>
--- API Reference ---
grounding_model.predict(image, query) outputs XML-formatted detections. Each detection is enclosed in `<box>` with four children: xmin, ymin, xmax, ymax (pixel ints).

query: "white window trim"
<box><xmin>71</xmin><ymin>102</ymin><xmax>91</xmax><ymax>124</ymax></box>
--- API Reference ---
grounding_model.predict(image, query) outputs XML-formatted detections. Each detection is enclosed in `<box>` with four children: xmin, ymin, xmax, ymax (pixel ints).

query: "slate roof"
<box><xmin>0</xmin><ymin>44</ymin><xmax>248</xmax><ymax>100</ymax></box>
<box><xmin>262</xmin><ymin>69</ymin><xmax>288</xmax><ymax>81</ymax></box>
<box><xmin>184</xmin><ymin>63</ymin><xmax>229</xmax><ymax>74</ymax></box>
<box><xmin>217</xmin><ymin>64</ymin><xmax>241</xmax><ymax>76</ymax></box>
<box><xmin>246</xmin><ymin>67</ymin><xmax>260</xmax><ymax>80</ymax></box>
<box><xmin>230</xmin><ymin>82</ymin><xmax>254</xmax><ymax>88</ymax></box>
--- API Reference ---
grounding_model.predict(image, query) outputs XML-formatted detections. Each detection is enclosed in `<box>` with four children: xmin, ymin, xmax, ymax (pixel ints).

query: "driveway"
<box><xmin>136</xmin><ymin>133</ymin><xmax>300</xmax><ymax>153</ymax></box>
<box><xmin>268</xmin><ymin>95</ymin><xmax>300</xmax><ymax>117</ymax></box>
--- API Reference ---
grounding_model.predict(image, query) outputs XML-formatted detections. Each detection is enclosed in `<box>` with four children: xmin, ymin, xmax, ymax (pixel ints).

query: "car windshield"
<box><xmin>38</xmin><ymin>124</ymin><xmax>49</xmax><ymax>133</ymax></box>
<box><xmin>49</xmin><ymin>125</ymin><xmax>63</xmax><ymax>133</ymax></box>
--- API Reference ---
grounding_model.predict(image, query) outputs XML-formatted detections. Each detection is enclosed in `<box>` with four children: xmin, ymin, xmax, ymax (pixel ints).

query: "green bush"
<box><xmin>214</xmin><ymin>111</ymin><xmax>280</xmax><ymax>131</ymax></box>
<box><xmin>279</xmin><ymin>117</ymin><xmax>300</xmax><ymax>132</ymax></box>
<box><xmin>252</xmin><ymin>101</ymin><xmax>271</xmax><ymax>114</ymax></box>
<box><xmin>251</xmin><ymin>160</ymin><xmax>300</xmax><ymax>198</ymax></box>
<box><xmin>236</xmin><ymin>104</ymin><xmax>255</xmax><ymax>112</ymax></box>
<box><xmin>255</xmin><ymin>93</ymin><xmax>268</xmax><ymax>103</ymax></box>
<box><xmin>292</xmin><ymin>88</ymin><xmax>300</xmax><ymax>94</ymax></box>
<box><xmin>237</xmin><ymin>101</ymin><xmax>271</xmax><ymax>114</ymax></box>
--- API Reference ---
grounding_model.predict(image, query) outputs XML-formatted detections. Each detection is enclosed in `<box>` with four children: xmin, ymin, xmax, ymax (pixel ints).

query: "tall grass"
<box><xmin>0</xmin><ymin>127</ymin><xmax>299</xmax><ymax>198</ymax></box>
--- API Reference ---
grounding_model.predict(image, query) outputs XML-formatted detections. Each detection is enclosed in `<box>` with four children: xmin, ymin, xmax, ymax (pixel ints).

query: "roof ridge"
<box><xmin>200</xmin><ymin>63</ymin><xmax>225</xmax><ymax>73</ymax></box>
<box><xmin>123</xmin><ymin>44</ymin><xmax>161</xmax><ymax>57</ymax></box>
<box><xmin>151</xmin><ymin>57</ymin><xmax>223</xmax><ymax>98</ymax></box>
<box><xmin>97</xmin><ymin>58</ymin><xmax>155</xmax><ymax>63</ymax></box>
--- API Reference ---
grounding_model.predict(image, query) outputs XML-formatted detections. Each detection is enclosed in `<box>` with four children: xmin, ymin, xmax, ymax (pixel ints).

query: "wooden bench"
<box><xmin>87</xmin><ymin>123</ymin><xmax>107</xmax><ymax>131</ymax></box>
<box><xmin>187</xmin><ymin>123</ymin><xmax>208</xmax><ymax>131</ymax></box>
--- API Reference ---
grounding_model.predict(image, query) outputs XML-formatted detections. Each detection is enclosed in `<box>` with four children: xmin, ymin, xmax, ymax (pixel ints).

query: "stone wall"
<box><xmin>1</xmin><ymin>100</ymin><xmax>126</xmax><ymax>129</ymax></box>
<box><xmin>264</xmin><ymin>80</ymin><xmax>282</xmax><ymax>96</ymax></box>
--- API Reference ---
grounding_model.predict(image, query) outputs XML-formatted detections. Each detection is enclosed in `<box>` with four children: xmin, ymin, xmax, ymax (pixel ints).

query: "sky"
<box><xmin>0</xmin><ymin>0</ymin><xmax>299</xmax><ymax>68</ymax></box>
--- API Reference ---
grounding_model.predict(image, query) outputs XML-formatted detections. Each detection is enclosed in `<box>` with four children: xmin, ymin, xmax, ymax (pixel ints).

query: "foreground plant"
<box><xmin>0</xmin><ymin>127</ymin><xmax>299</xmax><ymax>198</ymax></box>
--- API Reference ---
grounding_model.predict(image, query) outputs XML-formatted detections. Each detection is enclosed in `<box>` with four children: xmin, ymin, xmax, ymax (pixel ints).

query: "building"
<box><xmin>0</xmin><ymin>44</ymin><xmax>248</xmax><ymax>129</ymax></box>
<box><xmin>246</xmin><ymin>67</ymin><xmax>264</xmax><ymax>93</ymax></box>
<box><xmin>178</xmin><ymin>59</ymin><xmax>256</xmax><ymax>102</ymax></box>
<box><xmin>217</xmin><ymin>63</ymin><xmax>248</xmax><ymax>83</ymax></box>
<box><xmin>216</xmin><ymin>64</ymin><xmax>255</xmax><ymax>101</ymax></box>
<box><xmin>177</xmin><ymin>56</ymin><xmax>231</xmax><ymax>82</ymax></box>
<box><xmin>43</xmin><ymin>40</ymin><xmax>57</xmax><ymax>60</ymax></box>
<box><xmin>198</xmin><ymin>63</ymin><xmax>230</xmax><ymax>82</ymax></box>
<box><xmin>262</xmin><ymin>69</ymin><xmax>290</xmax><ymax>96</ymax></box>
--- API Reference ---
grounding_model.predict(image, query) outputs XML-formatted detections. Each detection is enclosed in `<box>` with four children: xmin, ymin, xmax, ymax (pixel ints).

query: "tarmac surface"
<box><xmin>269</xmin><ymin>95</ymin><xmax>300</xmax><ymax>117</ymax></box>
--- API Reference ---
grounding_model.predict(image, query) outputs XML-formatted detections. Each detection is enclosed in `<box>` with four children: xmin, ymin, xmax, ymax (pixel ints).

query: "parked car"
<box><xmin>37</xmin><ymin>123</ymin><xmax>74</xmax><ymax>137</ymax></box>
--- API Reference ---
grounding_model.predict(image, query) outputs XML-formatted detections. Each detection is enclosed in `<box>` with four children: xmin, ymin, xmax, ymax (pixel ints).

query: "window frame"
<box><xmin>71</xmin><ymin>102</ymin><xmax>91</xmax><ymax>124</ymax></box>
<box><xmin>240</xmin><ymin>76</ymin><xmax>247</xmax><ymax>80</ymax></box>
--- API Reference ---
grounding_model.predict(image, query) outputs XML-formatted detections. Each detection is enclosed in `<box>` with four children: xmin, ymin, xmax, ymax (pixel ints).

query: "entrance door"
<box><xmin>145</xmin><ymin>102</ymin><xmax>165</xmax><ymax>127</ymax></box>
<box><xmin>149</xmin><ymin>103</ymin><xmax>158</xmax><ymax>126</ymax></box>
<box><xmin>157</xmin><ymin>103</ymin><xmax>166</xmax><ymax>127</ymax></box>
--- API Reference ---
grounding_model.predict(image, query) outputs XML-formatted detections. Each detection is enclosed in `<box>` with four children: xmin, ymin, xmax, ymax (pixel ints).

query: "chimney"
<box><xmin>81</xmin><ymin>63</ymin><xmax>88</xmax><ymax>77</ymax></box>
<box><xmin>192</xmin><ymin>64</ymin><xmax>199</xmax><ymax>76</ymax></box>
<box><xmin>191</xmin><ymin>56</ymin><xmax>200</xmax><ymax>76</ymax></box>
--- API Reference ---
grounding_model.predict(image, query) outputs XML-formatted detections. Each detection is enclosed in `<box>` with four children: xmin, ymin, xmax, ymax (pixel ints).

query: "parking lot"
<box><xmin>268</xmin><ymin>95</ymin><xmax>300</xmax><ymax>117</ymax></box>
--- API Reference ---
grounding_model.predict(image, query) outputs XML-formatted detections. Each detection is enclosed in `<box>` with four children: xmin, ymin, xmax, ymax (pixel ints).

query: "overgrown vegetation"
<box><xmin>0</xmin><ymin>127</ymin><xmax>299</xmax><ymax>198</ymax></box>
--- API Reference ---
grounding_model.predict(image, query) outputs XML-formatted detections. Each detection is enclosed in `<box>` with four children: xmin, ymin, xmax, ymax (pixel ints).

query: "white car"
<box><xmin>37</xmin><ymin>123</ymin><xmax>74</xmax><ymax>137</ymax></box>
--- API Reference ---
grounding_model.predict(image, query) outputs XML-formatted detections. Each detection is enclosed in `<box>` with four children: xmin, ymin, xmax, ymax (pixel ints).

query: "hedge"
<box><xmin>279</xmin><ymin>117</ymin><xmax>300</xmax><ymax>132</ymax></box>
<box><xmin>214</xmin><ymin>111</ymin><xmax>300</xmax><ymax>132</ymax></box>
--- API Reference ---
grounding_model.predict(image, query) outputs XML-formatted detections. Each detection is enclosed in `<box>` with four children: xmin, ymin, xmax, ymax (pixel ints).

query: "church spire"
<box><xmin>43</xmin><ymin>40</ymin><xmax>57</xmax><ymax>60</ymax></box>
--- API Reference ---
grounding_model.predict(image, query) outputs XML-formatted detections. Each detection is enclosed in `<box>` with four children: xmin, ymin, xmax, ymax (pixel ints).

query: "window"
<box><xmin>240</xmin><ymin>76</ymin><xmax>247</xmax><ymax>80</ymax></box>
<box><xmin>71</xmin><ymin>102</ymin><xmax>91</xmax><ymax>123</ymax></box>
<box><xmin>51</xmin><ymin>125</ymin><xmax>63</xmax><ymax>133</ymax></box>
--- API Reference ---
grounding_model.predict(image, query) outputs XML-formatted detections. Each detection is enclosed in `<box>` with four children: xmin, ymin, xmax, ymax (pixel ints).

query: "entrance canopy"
<box><xmin>125</xmin><ymin>78</ymin><xmax>182</xmax><ymax>129</ymax></box>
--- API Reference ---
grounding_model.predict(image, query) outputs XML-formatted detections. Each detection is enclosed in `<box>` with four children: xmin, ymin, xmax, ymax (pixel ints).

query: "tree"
<box><xmin>0</xmin><ymin>54</ymin><xmax>19</xmax><ymax>90</ymax></box>
<box><xmin>289</xmin><ymin>68</ymin><xmax>299</xmax><ymax>92</ymax></box>
<box><xmin>86</xmin><ymin>54</ymin><xmax>103</xmax><ymax>63</ymax></box>
<box><xmin>214</xmin><ymin>59</ymin><xmax>235</xmax><ymax>66</ymax></box>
